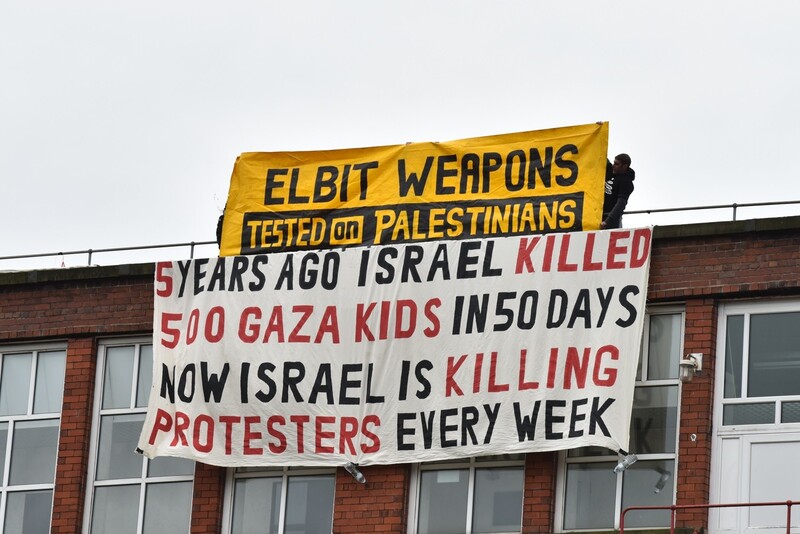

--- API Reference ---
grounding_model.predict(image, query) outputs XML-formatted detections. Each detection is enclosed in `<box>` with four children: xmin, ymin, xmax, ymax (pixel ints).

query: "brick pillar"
<box><xmin>191</xmin><ymin>463</ymin><xmax>226</xmax><ymax>533</ymax></box>
<box><xmin>333</xmin><ymin>464</ymin><xmax>409</xmax><ymax>533</ymax></box>
<box><xmin>52</xmin><ymin>337</ymin><xmax>97</xmax><ymax>534</ymax></box>
<box><xmin>522</xmin><ymin>452</ymin><xmax>557</xmax><ymax>533</ymax></box>
<box><xmin>676</xmin><ymin>298</ymin><xmax>716</xmax><ymax>529</ymax></box>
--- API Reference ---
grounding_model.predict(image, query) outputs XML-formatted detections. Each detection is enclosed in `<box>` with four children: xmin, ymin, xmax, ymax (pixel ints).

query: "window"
<box><xmin>408</xmin><ymin>455</ymin><xmax>524</xmax><ymax>534</ymax></box>
<box><xmin>224</xmin><ymin>466</ymin><xmax>335</xmax><ymax>534</ymax></box>
<box><xmin>85</xmin><ymin>341</ymin><xmax>194</xmax><ymax>534</ymax></box>
<box><xmin>721</xmin><ymin>301</ymin><xmax>800</xmax><ymax>426</ymax></box>
<box><xmin>557</xmin><ymin>308</ymin><xmax>683</xmax><ymax>530</ymax></box>
<box><xmin>0</xmin><ymin>344</ymin><xmax>66</xmax><ymax>534</ymax></box>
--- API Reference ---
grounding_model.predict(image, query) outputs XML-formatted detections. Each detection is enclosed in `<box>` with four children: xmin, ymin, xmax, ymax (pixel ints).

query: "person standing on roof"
<box><xmin>601</xmin><ymin>153</ymin><xmax>635</xmax><ymax>229</ymax></box>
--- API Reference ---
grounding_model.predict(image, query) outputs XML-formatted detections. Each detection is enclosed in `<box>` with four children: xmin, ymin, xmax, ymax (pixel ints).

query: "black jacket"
<box><xmin>603</xmin><ymin>160</ymin><xmax>635</xmax><ymax>228</ymax></box>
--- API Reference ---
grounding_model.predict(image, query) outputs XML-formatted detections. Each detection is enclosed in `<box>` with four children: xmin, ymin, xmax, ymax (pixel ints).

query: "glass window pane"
<box><xmin>472</xmin><ymin>467</ymin><xmax>523</xmax><ymax>533</ymax></box>
<box><xmin>724</xmin><ymin>315</ymin><xmax>744</xmax><ymax>398</ymax></box>
<box><xmin>147</xmin><ymin>455</ymin><xmax>194</xmax><ymax>478</ymax></box>
<box><xmin>567</xmin><ymin>445</ymin><xmax>615</xmax><ymax>458</ymax></box>
<box><xmin>286</xmin><ymin>475</ymin><xmax>335</xmax><ymax>534</ymax></box>
<box><xmin>103</xmin><ymin>346</ymin><xmax>135</xmax><ymax>409</ymax></box>
<box><xmin>231</xmin><ymin>477</ymin><xmax>282</xmax><ymax>534</ymax></box>
<box><xmin>748</xmin><ymin>312</ymin><xmax>800</xmax><ymax>397</ymax></box>
<box><xmin>96</xmin><ymin>414</ymin><xmax>144</xmax><ymax>480</ymax></box>
<box><xmin>143</xmin><ymin>481</ymin><xmax>192</xmax><ymax>534</ymax></box>
<box><xmin>91</xmin><ymin>485</ymin><xmax>140</xmax><ymax>534</ymax></box>
<box><xmin>563</xmin><ymin>463</ymin><xmax>615</xmax><ymax>530</ymax></box>
<box><xmin>630</xmin><ymin>386</ymin><xmax>679</xmax><ymax>454</ymax></box>
<box><xmin>0</xmin><ymin>423</ymin><xmax>7</xmax><ymax>482</ymax></box>
<box><xmin>475</xmin><ymin>453</ymin><xmax>524</xmax><ymax>462</ymax></box>
<box><xmin>723</xmin><ymin>403</ymin><xmax>776</xmax><ymax>425</ymax></box>
<box><xmin>3</xmin><ymin>490</ymin><xmax>52</xmax><ymax>534</ymax></box>
<box><xmin>0</xmin><ymin>353</ymin><xmax>32</xmax><ymax>416</ymax></box>
<box><xmin>647</xmin><ymin>314</ymin><xmax>681</xmax><ymax>380</ymax></box>
<box><xmin>136</xmin><ymin>345</ymin><xmax>153</xmax><ymax>408</ymax></box>
<box><xmin>34</xmin><ymin>350</ymin><xmax>66</xmax><ymax>414</ymax></box>
<box><xmin>9</xmin><ymin>419</ymin><xmax>60</xmax><ymax>485</ymax></box>
<box><xmin>418</xmin><ymin>469</ymin><xmax>468</xmax><ymax>534</ymax></box>
<box><xmin>782</xmin><ymin>401</ymin><xmax>800</xmax><ymax>423</ymax></box>
<box><xmin>621</xmin><ymin>460</ymin><xmax>674</xmax><ymax>527</ymax></box>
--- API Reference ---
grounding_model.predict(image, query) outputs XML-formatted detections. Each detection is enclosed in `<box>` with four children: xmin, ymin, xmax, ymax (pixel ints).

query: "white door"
<box><xmin>712</xmin><ymin>434</ymin><xmax>800</xmax><ymax>534</ymax></box>
<box><xmin>709</xmin><ymin>302</ymin><xmax>800</xmax><ymax>534</ymax></box>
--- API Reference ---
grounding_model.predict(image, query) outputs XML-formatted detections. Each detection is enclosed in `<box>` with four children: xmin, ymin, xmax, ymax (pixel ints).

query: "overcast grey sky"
<box><xmin>2</xmin><ymin>1</ymin><xmax>799</xmax><ymax>268</ymax></box>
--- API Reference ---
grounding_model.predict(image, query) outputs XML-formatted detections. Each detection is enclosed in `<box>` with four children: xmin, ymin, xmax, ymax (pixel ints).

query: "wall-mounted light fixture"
<box><xmin>679</xmin><ymin>353</ymin><xmax>703</xmax><ymax>383</ymax></box>
<box><xmin>344</xmin><ymin>462</ymin><xmax>366</xmax><ymax>484</ymax></box>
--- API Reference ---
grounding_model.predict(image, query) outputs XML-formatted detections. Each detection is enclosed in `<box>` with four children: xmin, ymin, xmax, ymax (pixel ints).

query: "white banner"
<box><xmin>138</xmin><ymin>228</ymin><xmax>652</xmax><ymax>467</ymax></box>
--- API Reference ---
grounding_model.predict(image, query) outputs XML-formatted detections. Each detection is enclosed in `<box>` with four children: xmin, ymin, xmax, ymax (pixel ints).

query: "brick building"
<box><xmin>1</xmin><ymin>216</ymin><xmax>799</xmax><ymax>534</ymax></box>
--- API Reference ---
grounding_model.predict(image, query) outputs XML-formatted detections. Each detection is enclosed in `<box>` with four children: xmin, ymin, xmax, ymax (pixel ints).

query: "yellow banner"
<box><xmin>220</xmin><ymin>122</ymin><xmax>608</xmax><ymax>256</ymax></box>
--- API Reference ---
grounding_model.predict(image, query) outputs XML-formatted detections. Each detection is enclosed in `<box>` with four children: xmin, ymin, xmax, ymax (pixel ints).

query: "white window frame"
<box><xmin>406</xmin><ymin>455</ymin><xmax>526</xmax><ymax>534</ymax></box>
<box><xmin>554</xmin><ymin>306</ymin><xmax>684</xmax><ymax>532</ymax></box>
<box><xmin>715</xmin><ymin>300</ymin><xmax>800</xmax><ymax>434</ymax></box>
<box><xmin>221</xmin><ymin>465</ymin><xmax>336</xmax><ymax>534</ymax></box>
<box><xmin>0</xmin><ymin>342</ymin><xmax>66</xmax><ymax>533</ymax></box>
<box><xmin>83</xmin><ymin>338</ymin><xmax>195</xmax><ymax>534</ymax></box>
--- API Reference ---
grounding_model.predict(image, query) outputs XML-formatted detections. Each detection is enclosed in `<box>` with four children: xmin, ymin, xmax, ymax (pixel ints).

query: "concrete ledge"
<box><xmin>0</xmin><ymin>262</ymin><xmax>155</xmax><ymax>287</ymax></box>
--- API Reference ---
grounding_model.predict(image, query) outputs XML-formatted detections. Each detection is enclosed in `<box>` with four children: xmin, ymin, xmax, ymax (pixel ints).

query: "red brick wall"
<box><xmin>648</xmin><ymin>230</ymin><xmax>800</xmax><ymax>300</ymax></box>
<box><xmin>52</xmin><ymin>337</ymin><xmax>97</xmax><ymax>534</ymax></box>
<box><xmin>191</xmin><ymin>463</ymin><xmax>226</xmax><ymax>533</ymax></box>
<box><xmin>0</xmin><ymin>275</ymin><xmax>153</xmax><ymax>341</ymax></box>
<box><xmin>2</xmin><ymin>223</ymin><xmax>800</xmax><ymax>533</ymax></box>
<box><xmin>675</xmin><ymin>299</ymin><xmax>716</xmax><ymax>529</ymax></box>
<box><xmin>522</xmin><ymin>452</ymin><xmax>557</xmax><ymax>533</ymax></box>
<box><xmin>333</xmin><ymin>464</ymin><xmax>409</xmax><ymax>533</ymax></box>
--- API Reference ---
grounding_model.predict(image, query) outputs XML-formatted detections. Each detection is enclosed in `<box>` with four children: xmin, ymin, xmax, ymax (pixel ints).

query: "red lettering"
<box><xmin>445</xmin><ymin>355</ymin><xmax>466</xmax><ymax>397</ymax></box>
<box><xmin>593</xmin><ymin>345</ymin><xmax>619</xmax><ymax>386</ymax></box>
<box><xmin>243</xmin><ymin>416</ymin><xmax>263</xmax><ymax>455</ymax></box>
<box><xmin>518</xmin><ymin>349</ymin><xmax>539</xmax><ymax>390</ymax></box>
<box><xmin>171</xmin><ymin>411</ymin><xmax>190</xmax><ymax>446</ymax></box>
<box><xmin>264</xmin><ymin>307</ymin><xmax>285</xmax><ymax>343</ymax></box>
<box><xmin>564</xmin><ymin>347</ymin><xmax>590</xmax><ymax>388</ymax></box>
<box><xmin>546</xmin><ymin>347</ymin><xmax>559</xmax><ymax>388</ymax></box>
<box><xmin>355</xmin><ymin>302</ymin><xmax>376</xmax><ymax>342</ymax></box>
<box><xmin>219</xmin><ymin>416</ymin><xmax>241</xmax><ymax>455</ymax></box>
<box><xmin>630</xmin><ymin>228</ymin><xmax>651</xmax><ymax>268</ymax></box>
<box><xmin>360</xmin><ymin>415</ymin><xmax>381</xmax><ymax>453</ymax></box>
<box><xmin>515</xmin><ymin>236</ymin><xmax>540</xmax><ymax>273</ymax></box>
<box><xmin>194</xmin><ymin>414</ymin><xmax>214</xmax><ymax>453</ymax></box>
<box><xmin>379</xmin><ymin>301</ymin><xmax>391</xmax><ymax>339</ymax></box>
<box><xmin>607</xmin><ymin>230</ymin><xmax>630</xmax><ymax>269</ymax></box>
<box><xmin>289</xmin><ymin>305</ymin><xmax>313</xmax><ymax>342</ymax></box>
<box><xmin>472</xmin><ymin>352</ymin><xmax>484</xmax><ymax>394</ymax></box>
<box><xmin>582</xmin><ymin>233</ymin><xmax>604</xmax><ymax>271</ymax></box>
<box><xmin>239</xmin><ymin>307</ymin><xmax>261</xmax><ymax>343</ymax></box>
<box><xmin>160</xmin><ymin>313</ymin><xmax>182</xmax><ymax>349</ymax></box>
<box><xmin>148</xmin><ymin>408</ymin><xmax>173</xmax><ymax>444</ymax></box>
<box><xmin>557</xmin><ymin>234</ymin><xmax>578</xmax><ymax>271</ymax></box>
<box><xmin>156</xmin><ymin>262</ymin><xmax>173</xmax><ymax>297</ymax></box>
<box><xmin>290</xmin><ymin>415</ymin><xmax>310</xmax><ymax>453</ymax></box>
<box><xmin>395</xmin><ymin>300</ymin><xmax>417</xmax><ymax>339</ymax></box>
<box><xmin>488</xmin><ymin>351</ymin><xmax>510</xmax><ymax>392</ymax></box>
<box><xmin>186</xmin><ymin>309</ymin><xmax>200</xmax><ymax>345</ymax></box>
<box><xmin>205</xmin><ymin>306</ymin><xmax>225</xmax><ymax>343</ymax></box>
<box><xmin>267</xmin><ymin>416</ymin><xmax>287</xmax><ymax>453</ymax></box>
<box><xmin>315</xmin><ymin>416</ymin><xmax>336</xmax><ymax>453</ymax></box>
<box><xmin>339</xmin><ymin>417</ymin><xmax>359</xmax><ymax>455</ymax></box>
<box><xmin>315</xmin><ymin>306</ymin><xmax>340</xmax><ymax>344</ymax></box>
<box><xmin>423</xmin><ymin>298</ymin><xmax>441</xmax><ymax>337</ymax></box>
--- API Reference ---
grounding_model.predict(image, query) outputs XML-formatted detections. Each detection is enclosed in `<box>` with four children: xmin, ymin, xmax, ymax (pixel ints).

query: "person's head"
<box><xmin>612</xmin><ymin>153</ymin><xmax>631</xmax><ymax>174</ymax></box>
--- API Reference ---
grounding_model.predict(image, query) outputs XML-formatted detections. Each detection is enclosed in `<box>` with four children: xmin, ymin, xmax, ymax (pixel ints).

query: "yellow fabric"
<box><xmin>220</xmin><ymin>122</ymin><xmax>608</xmax><ymax>256</ymax></box>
